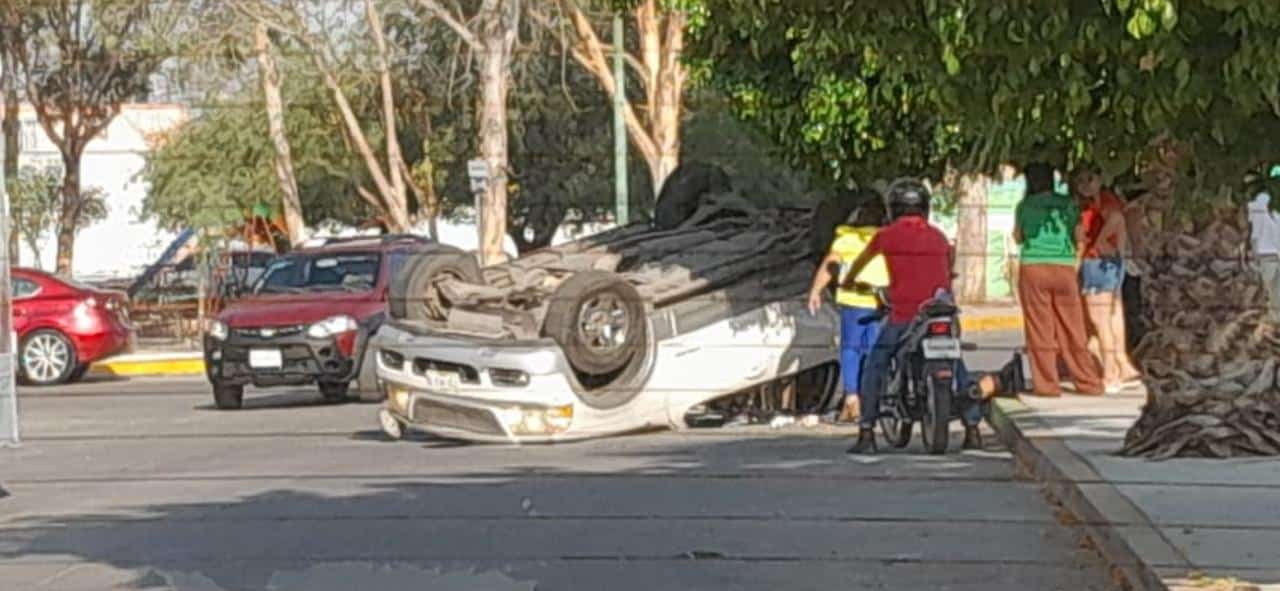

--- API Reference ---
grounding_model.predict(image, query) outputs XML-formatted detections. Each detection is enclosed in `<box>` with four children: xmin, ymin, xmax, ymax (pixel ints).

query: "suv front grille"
<box><xmin>233</xmin><ymin>325</ymin><xmax>305</xmax><ymax>339</ymax></box>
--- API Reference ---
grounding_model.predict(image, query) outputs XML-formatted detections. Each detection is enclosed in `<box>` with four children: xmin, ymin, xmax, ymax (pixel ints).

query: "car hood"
<box><xmin>218</xmin><ymin>292</ymin><xmax>383</xmax><ymax>328</ymax></box>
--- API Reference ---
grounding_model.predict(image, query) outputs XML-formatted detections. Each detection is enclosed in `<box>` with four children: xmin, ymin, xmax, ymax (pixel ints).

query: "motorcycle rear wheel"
<box><xmin>920</xmin><ymin>373</ymin><xmax>953</xmax><ymax>455</ymax></box>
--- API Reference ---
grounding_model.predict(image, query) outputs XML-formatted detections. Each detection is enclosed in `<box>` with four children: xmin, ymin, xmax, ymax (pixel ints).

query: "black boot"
<box><xmin>846</xmin><ymin>427</ymin><xmax>877</xmax><ymax>455</ymax></box>
<box><xmin>963</xmin><ymin>425</ymin><xmax>983</xmax><ymax>450</ymax></box>
<box><xmin>994</xmin><ymin>353</ymin><xmax>1028</xmax><ymax>397</ymax></box>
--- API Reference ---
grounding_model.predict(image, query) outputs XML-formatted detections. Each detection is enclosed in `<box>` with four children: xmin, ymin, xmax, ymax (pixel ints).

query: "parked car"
<box><xmin>11</xmin><ymin>267</ymin><xmax>135</xmax><ymax>386</ymax></box>
<box><xmin>202</xmin><ymin>235</ymin><xmax>436</xmax><ymax>409</ymax></box>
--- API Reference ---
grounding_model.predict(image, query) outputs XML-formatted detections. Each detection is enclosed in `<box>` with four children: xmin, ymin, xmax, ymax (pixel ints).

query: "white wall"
<box><xmin>7</xmin><ymin>104</ymin><xmax>188</xmax><ymax>280</ymax></box>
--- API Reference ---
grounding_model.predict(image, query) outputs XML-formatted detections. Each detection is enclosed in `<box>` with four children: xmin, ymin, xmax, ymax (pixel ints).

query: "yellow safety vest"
<box><xmin>830</xmin><ymin>225</ymin><xmax>889</xmax><ymax>309</ymax></box>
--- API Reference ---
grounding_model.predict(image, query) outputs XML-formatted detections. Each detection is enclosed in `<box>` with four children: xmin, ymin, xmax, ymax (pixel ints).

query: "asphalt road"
<box><xmin>0</xmin><ymin>332</ymin><xmax>1115</xmax><ymax>591</ymax></box>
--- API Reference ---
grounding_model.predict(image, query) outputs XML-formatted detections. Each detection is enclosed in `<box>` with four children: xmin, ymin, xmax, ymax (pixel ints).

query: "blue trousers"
<box><xmin>859</xmin><ymin>321</ymin><xmax>983</xmax><ymax>428</ymax></box>
<box><xmin>839</xmin><ymin>306</ymin><xmax>881</xmax><ymax>398</ymax></box>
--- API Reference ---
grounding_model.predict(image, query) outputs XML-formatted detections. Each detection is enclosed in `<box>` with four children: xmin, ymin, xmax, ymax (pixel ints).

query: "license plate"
<box><xmin>248</xmin><ymin>348</ymin><xmax>284</xmax><ymax>369</ymax></box>
<box><xmin>921</xmin><ymin>337</ymin><xmax>961</xmax><ymax>359</ymax></box>
<box><xmin>423</xmin><ymin>369</ymin><xmax>461</xmax><ymax>393</ymax></box>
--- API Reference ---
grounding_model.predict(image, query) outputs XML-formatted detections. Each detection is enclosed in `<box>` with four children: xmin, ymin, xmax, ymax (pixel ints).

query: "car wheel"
<box><xmin>68</xmin><ymin>363</ymin><xmax>91</xmax><ymax>383</ymax></box>
<box><xmin>213</xmin><ymin>383</ymin><xmax>244</xmax><ymax>410</ymax></box>
<box><xmin>653</xmin><ymin>162</ymin><xmax>731</xmax><ymax>230</ymax></box>
<box><xmin>810</xmin><ymin>195</ymin><xmax>858</xmax><ymax>263</ymax></box>
<box><xmin>356</xmin><ymin>347</ymin><xmax>383</xmax><ymax>402</ymax></box>
<box><xmin>319</xmin><ymin>381</ymin><xmax>350</xmax><ymax>403</ymax></box>
<box><xmin>390</xmin><ymin>247</ymin><xmax>484</xmax><ymax>322</ymax></box>
<box><xmin>542</xmin><ymin>271</ymin><xmax>647</xmax><ymax>377</ymax></box>
<box><xmin>19</xmin><ymin>329</ymin><xmax>78</xmax><ymax>386</ymax></box>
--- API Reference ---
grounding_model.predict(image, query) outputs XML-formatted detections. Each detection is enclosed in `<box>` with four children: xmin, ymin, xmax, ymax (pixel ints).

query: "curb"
<box><xmin>988</xmin><ymin>397</ymin><xmax>1191</xmax><ymax>591</ymax></box>
<box><xmin>960</xmin><ymin>314</ymin><xmax>1023</xmax><ymax>333</ymax></box>
<box><xmin>89</xmin><ymin>356</ymin><xmax>205</xmax><ymax>377</ymax></box>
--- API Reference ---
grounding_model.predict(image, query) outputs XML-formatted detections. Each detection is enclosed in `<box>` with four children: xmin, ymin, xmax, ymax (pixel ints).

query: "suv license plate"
<box><xmin>424</xmin><ymin>369</ymin><xmax>461</xmax><ymax>393</ymax></box>
<box><xmin>922</xmin><ymin>337</ymin><xmax>961</xmax><ymax>359</ymax></box>
<box><xmin>249</xmin><ymin>348</ymin><xmax>284</xmax><ymax>369</ymax></box>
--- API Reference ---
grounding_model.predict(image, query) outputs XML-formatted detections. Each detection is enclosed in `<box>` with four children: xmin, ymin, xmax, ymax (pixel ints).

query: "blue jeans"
<box><xmin>839</xmin><ymin>306</ymin><xmax>881</xmax><ymax>398</ymax></box>
<box><xmin>859</xmin><ymin>321</ymin><xmax>983</xmax><ymax>428</ymax></box>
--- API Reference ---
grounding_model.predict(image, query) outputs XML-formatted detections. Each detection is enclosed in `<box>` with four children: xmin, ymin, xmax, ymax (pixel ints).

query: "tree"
<box><xmin>232</xmin><ymin>0</ymin><xmax>419</xmax><ymax>235</ymax></box>
<box><xmin>691</xmin><ymin>0</ymin><xmax>1280</xmax><ymax>457</ymax></box>
<box><xmin>8</xmin><ymin>165</ymin><xmax>106</xmax><ymax>268</ymax></box>
<box><xmin>413</xmin><ymin>0</ymin><xmax>521</xmax><ymax>265</ymax></box>
<box><xmin>532</xmin><ymin>0</ymin><xmax>693</xmax><ymax>193</ymax></box>
<box><xmin>1</xmin><ymin>0</ymin><xmax>173</xmax><ymax>275</ymax></box>
<box><xmin>1</xmin><ymin>30</ymin><xmax>20</xmax><ymax>265</ymax></box>
<box><xmin>141</xmin><ymin>82</ymin><xmax>385</xmax><ymax>234</ymax></box>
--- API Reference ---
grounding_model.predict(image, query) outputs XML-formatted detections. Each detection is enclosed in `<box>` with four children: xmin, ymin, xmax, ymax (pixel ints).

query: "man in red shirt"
<box><xmin>837</xmin><ymin>178</ymin><xmax>984</xmax><ymax>453</ymax></box>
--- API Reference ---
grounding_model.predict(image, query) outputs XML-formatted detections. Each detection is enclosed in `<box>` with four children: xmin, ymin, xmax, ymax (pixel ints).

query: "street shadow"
<box><xmin>0</xmin><ymin>433</ymin><xmax>1067</xmax><ymax>591</ymax></box>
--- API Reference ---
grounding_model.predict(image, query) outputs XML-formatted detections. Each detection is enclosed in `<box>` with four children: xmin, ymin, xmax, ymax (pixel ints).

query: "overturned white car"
<box><xmin>371</xmin><ymin>165</ymin><xmax>846</xmax><ymax>442</ymax></box>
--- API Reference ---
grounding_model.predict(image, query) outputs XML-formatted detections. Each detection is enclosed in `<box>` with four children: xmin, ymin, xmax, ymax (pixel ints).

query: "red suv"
<box><xmin>12</xmin><ymin>268</ymin><xmax>135</xmax><ymax>386</ymax></box>
<box><xmin>203</xmin><ymin>236</ymin><xmax>434</xmax><ymax>409</ymax></box>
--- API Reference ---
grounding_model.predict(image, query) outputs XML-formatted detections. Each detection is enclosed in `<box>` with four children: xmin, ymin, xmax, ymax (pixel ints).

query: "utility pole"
<box><xmin>612</xmin><ymin>13</ymin><xmax>628</xmax><ymax>226</ymax></box>
<box><xmin>0</xmin><ymin>56</ymin><xmax>19</xmax><ymax>447</ymax></box>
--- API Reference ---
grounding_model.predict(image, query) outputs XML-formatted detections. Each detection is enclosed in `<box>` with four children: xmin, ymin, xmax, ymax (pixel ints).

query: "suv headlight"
<box><xmin>208</xmin><ymin>320</ymin><xmax>229</xmax><ymax>341</ymax></box>
<box><xmin>306</xmin><ymin>315</ymin><xmax>358</xmax><ymax>339</ymax></box>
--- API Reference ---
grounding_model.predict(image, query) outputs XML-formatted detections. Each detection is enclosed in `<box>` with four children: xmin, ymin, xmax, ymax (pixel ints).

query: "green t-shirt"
<box><xmin>1016</xmin><ymin>192</ymin><xmax>1079</xmax><ymax>266</ymax></box>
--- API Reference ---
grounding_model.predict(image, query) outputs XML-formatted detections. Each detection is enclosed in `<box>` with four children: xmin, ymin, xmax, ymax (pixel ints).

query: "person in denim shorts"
<box><xmin>1072</xmin><ymin>166</ymin><xmax>1139</xmax><ymax>393</ymax></box>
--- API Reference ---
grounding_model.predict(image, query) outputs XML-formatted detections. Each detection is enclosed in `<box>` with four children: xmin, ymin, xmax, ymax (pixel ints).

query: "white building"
<box><xmin>4</xmin><ymin>103</ymin><xmax>189</xmax><ymax>280</ymax></box>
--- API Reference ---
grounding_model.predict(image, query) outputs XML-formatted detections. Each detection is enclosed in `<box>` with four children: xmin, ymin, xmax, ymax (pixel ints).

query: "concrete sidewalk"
<box><xmin>990</xmin><ymin>391</ymin><xmax>1280</xmax><ymax>591</ymax></box>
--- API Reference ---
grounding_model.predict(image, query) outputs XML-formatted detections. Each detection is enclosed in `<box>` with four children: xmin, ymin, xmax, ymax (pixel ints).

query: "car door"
<box><xmin>11</xmin><ymin>277</ymin><xmax>42</xmax><ymax>336</ymax></box>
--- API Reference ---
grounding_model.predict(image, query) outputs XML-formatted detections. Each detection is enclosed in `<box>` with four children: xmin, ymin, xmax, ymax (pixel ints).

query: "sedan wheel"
<box><xmin>21</xmin><ymin>330</ymin><xmax>78</xmax><ymax>386</ymax></box>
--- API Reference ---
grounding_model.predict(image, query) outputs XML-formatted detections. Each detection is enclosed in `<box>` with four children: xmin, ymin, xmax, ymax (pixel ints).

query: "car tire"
<box><xmin>18</xmin><ymin>329</ymin><xmax>78</xmax><ymax>386</ymax></box>
<box><xmin>542</xmin><ymin>271</ymin><xmax>647</xmax><ymax>377</ymax></box>
<box><xmin>68</xmin><ymin>363</ymin><xmax>91</xmax><ymax>383</ymax></box>
<box><xmin>319</xmin><ymin>381</ymin><xmax>350</xmax><ymax>403</ymax></box>
<box><xmin>390</xmin><ymin>246</ymin><xmax>484</xmax><ymax>322</ymax></box>
<box><xmin>213</xmin><ymin>383</ymin><xmax>244</xmax><ymax>410</ymax></box>
<box><xmin>653</xmin><ymin>162</ymin><xmax>731</xmax><ymax>230</ymax></box>
<box><xmin>355</xmin><ymin>347</ymin><xmax>383</xmax><ymax>402</ymax></box>
<box><xmin>810</xmin><ymin>195</ymin><xmax>857</xmax><ymax>263</ymax></box>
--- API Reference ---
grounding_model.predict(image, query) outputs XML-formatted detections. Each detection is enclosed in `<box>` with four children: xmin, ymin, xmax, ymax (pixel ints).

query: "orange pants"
<box><xmin>1018</xmin><ymin>264</ymin><xmax>1104</xmax><ymax>395</ymax></box>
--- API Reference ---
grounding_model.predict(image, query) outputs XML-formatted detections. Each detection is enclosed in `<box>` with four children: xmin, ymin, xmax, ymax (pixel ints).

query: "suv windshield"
<box><xmin>253</xmin><ymin>252</ymin><xmax>380</xmax><ymax>294</ymax></box>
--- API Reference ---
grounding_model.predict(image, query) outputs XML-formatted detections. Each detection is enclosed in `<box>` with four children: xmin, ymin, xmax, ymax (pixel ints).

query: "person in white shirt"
<box><xmin>1247</xmin><ymin>168</ymin><xmax>1280</xmax><ymax>322</ymax></box>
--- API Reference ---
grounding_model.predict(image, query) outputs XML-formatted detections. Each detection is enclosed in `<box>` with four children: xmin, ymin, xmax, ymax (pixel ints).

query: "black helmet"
<box><xmin>886</xmin><ymin>177</ymin><xmax>930</xmax><ymax>219</ymax></box>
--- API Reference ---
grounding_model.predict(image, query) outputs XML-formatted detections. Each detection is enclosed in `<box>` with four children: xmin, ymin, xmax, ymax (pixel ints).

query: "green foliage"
<box><xmin>8</xmin><ymin>165</ymin><xmax>106</xmax><ymax>263</ymax></box>
<box><xmin>691</xmin><ymin>0</ymin><xmax>1280</xmax><ymax>199</ymax></box>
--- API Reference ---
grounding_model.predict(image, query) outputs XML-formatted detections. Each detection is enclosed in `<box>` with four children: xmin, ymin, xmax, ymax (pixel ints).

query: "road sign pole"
<box><xmin>612</xmin><ymin>13</ymin><xmax>629</xmax><ymax>226</ymax></box>
<box><xmin>0</xmin><ymin>61</ymin><xmax>19</xmax><ymax>446</ymax></box>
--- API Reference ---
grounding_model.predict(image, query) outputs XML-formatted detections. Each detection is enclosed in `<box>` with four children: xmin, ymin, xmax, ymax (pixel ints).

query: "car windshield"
<box><xmin>253</xmin><ymin>252</ymin><xmax>380</xmax><ymax>294</ymax></box>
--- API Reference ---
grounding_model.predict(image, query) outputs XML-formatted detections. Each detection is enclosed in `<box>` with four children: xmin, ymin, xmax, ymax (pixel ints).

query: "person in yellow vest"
<box><xmin>807</xmin><ymin>201</ymin><xmax>891</xmax><ymax>423</ymax></box>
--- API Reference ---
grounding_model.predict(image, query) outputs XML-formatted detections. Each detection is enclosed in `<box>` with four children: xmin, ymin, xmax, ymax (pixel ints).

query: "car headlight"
<box><xmin>498</xmin><ymin>404</ymin><xmax>574</xmax><ymax>436</ymax></box>
<box><xmin>306</xmin><ymin>315</ymin><xmax>359</xmax><ymax>339</ymax></box>
<box><xmin>208</xmin><ymin>320</ymin><xmax>229</xmax><ymax>341</ymax></box>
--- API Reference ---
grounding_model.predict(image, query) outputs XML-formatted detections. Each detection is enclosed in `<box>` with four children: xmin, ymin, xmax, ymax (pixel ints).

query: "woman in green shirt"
<box><xmin>1013</xmin><ymin>162</ymin><xmax>1103</xmax><ymax>396</ymax></box>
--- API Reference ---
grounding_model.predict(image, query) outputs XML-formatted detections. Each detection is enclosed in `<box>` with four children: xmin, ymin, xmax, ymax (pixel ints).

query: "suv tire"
<box><xmin>319</xmin><ymin>381</ymin><xmax>350</xmax><ymax>403</ymax></box>
<box><xmin>213</xmin><ymin>384</ymin><xmax>244</xmax><ymax>410</ymax></box>
<box><xmin>542</xmin><ymin>271</ymin><xmax>647</xmax><ymax>377</ymax></box>
<box><xmin>390</xmin><ymin>246</ymin><xmax>484</xmax><ymax>322</ymax></box>
<box><xmin>653</xmin><ymin>162</ymin><xmax>731</xmax><ymax>230</ymax></box>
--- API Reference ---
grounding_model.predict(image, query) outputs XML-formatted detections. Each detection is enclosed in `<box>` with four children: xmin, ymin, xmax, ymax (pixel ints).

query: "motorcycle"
<box><xmin>859</xmin><ymin>285</ymin><xmax>980</xmax><ymax>454</ymax></box>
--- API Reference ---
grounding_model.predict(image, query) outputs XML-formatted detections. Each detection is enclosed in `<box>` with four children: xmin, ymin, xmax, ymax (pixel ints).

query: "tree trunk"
<box><xmin>54</xmin><ymin>155</ymin><xmax>81</xmax><ymax>275</ymax></box>
<box><xmin>954</xmin><ymin>173</ymin><xmax>988</xmax><ymax>304</ymax></box>
<box><xmin>254</xmin><ymin>23</ymin><xmax>305</xmax><ymax>246</ymax></box>
<box><xmin>2</xmin><ymin>52</ymin><xmax>19</xmax><ymax>265</ymax></box>
<box><xmin>1120</xmin><ymin>139</ymin><xmax>1280</xmax><ymax>459</ymax></box>
<box><xmin>649</xmin><ymin>8</ymin><xmax>684</xmax><ymax>193</ymax></box>
<box><xmin>475</xmin><ymin>0</ymin><xmax>518</xmax><ymax>266</ymax></box>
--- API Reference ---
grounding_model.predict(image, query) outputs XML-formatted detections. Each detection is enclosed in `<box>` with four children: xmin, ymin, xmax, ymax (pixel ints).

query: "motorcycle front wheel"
<box><xmin>878</xmin><ymin>412</ymin><xmax>913</xmax><ymax>448</ymax></box>
<box><xmin>920</xmin><ymin>370</ymin><xmax>954</xmax><ymax>455</ymax></box>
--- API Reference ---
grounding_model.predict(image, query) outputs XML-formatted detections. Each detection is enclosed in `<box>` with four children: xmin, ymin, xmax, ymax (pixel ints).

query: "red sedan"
<box><xmin>11</xmin><ymin>268</ymin><xmax>135</xmax><ymax>386</ymax></box>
